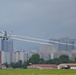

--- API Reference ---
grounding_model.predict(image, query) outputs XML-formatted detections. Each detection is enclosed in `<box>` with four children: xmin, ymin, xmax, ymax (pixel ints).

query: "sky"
<box><xmin>0</xmin><ymin>0</ymin><xmax>76</xmax><ymax>50</ymax></box>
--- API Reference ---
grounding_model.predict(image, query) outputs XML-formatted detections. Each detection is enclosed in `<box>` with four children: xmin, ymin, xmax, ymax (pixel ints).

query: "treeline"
<box><xmin>3</xmin><ymin>54</ymin><xmax>76</xmax><ymax>69</ymax></box>
<box><xmin>4</xmin><ymin>60</ymin><xmax>29</xmax><ymax>69</ymax></box>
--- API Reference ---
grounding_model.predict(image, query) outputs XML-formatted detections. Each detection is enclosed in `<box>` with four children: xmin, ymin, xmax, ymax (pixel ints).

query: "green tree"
<box><xmin>45</xmin><ymin>58</ymin><xmax>61</xmax><ymax>64</ymax></box>
<box><xmin>45</xmin><ymin>59</ymin><xmax>54</xmax><ymax>64</ymax></box>
<box><xmin>11</xmin><ymin>60</ymin><xmax>23</xmax><ymax>68</ymax></box>
<box><xmin>59</xmin><ymin>55</ymin><xmax>70</xmax><ymax>63</ymax></box>
<box><xmin>3</xmin><ymin>62</ymin><xmax>9</xmax><ymax>68</ymax></box>
<box><xmin>10</xmin><ymin>62</ymin><xmax>15</xmax><ymax>68</ymax></box>
<box><xmin>22</xmin><ymin>61</ymin><xmax>29</xmax><ymax>69</ymax></box>
<box><xmin>53</xmin><ymin>58</ymin><xmax>61</xmax><ymax>64</ymax></box>
<box><xmin>17</xmin><ymin>60</ymin><xmax>22</xmax><ymax>68</ymax></box>
<box><xmin>29</xmin><ymin>54</ymin><xmax>40</xmax><ymax>64</ymax></box>
<box><xmin>39</xmin><ymin>58</ymin><xmax>45</xmax><ymax>64</ymax></box>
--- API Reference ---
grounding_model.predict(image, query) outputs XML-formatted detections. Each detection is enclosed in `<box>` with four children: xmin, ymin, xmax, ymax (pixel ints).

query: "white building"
<box><xmin>1</xmin><ymin>51</ymin><xmax>11</xmax><ymax>64</ymax></box>
<box><xmin>13</xmin><ymin>50</ymin><xmax>37</xmax><ymax>63</ymax></box>
<box><xmin>14</xmin><ymin>51</ymin><xmax>20</xmax><ymax>62</ymax></box>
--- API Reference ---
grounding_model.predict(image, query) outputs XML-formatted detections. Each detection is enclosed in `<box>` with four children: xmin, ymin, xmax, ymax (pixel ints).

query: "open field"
<box><xmin>0</xmin><ymin>69</ymin><xmax>76</xmax><ymax>75</ymax></box>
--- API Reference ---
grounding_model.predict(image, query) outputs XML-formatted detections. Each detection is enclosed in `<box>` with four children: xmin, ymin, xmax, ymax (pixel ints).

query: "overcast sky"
<box><xmin>0</xmin><ymin>0</ymin><xmax>76</xmax><ymax>50</ymax></box>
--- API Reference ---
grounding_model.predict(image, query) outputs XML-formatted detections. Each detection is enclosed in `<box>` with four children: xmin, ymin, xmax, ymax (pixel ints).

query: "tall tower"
<box><xmin>1</xmin><ymin>31</ymin><xmax>13</xmax><ymax>64</ymax></box>
<box><xmin>1</xmin><ymin>31</ymin><xmax>13</xmax><ymax>52</ymax></box>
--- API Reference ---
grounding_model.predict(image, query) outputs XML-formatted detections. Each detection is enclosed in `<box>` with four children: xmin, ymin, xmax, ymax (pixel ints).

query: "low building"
<box><xmin>58</xmin><ymin>63</ymin><xmax>76</xmax><ymax>69</ymax></box>
<box><xmin>0</xmin><ymin>64</ymin><xmax>6</xmax><ymax>69</ymax></box>
<box><xmin>27</xmin><ymin>64</ymin><xmax>57</xmax><ymax>69</ymax></box>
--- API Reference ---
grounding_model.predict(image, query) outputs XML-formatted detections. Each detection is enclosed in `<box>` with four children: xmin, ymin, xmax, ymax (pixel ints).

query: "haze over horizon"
<box><xmin>0</xmin><ymin>0</ymin><xmax>76</xmax><ymax>50</ymax></box>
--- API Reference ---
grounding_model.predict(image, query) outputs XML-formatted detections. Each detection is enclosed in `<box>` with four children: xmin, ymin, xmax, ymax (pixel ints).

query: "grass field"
<box><xmin>0</xmin><ymin>69</ymin><xmax>76</xmax><ymax>75</ymax></box>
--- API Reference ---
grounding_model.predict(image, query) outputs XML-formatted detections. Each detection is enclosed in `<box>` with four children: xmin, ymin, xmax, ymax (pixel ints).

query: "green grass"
<box><xmin>0</xmin><ymin>69</ymin><xmax>76</xmax><ymax>75</ymax></box>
